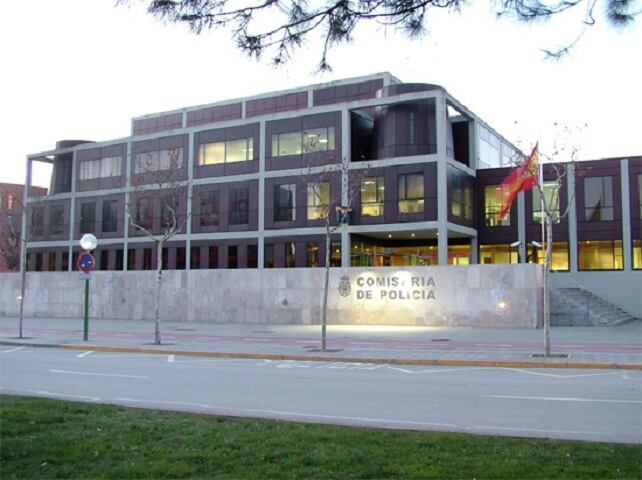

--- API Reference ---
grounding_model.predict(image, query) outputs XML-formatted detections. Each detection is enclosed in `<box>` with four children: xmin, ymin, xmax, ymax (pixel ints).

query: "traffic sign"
<box><xmin>77</xmin><ymin>253</ymin><xmax>96</xmax><ymax>273</ymax></box>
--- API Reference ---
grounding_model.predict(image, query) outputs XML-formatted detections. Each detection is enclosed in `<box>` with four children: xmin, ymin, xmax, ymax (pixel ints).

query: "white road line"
<box><xmin>37</xmin><ymin>390</ymin><xmax>101</xmax><ymax>401</ymax></box>
<box><xmin>350</xmin><ymin>342</ymin><xmax>384</xmax><ymax>346</ymax></box>
<box><xmin>76</xmin><ymin>351</ymin><xmax>93</xmax><ymax>358</ymax></box>
<box><xmin>244</xmin><ymin>338</ymin><xmax>270</xmax><ymax>342</ymax></box>
<box><xmin>50</xmin><ymin>369</ymin><xmax>148</xmax><ymax>379</ymax></box>
<box><xmin>168</xmin><ymin>354</ymin><xmax>175</xmax><ymax>363</ymax></box>
<box><xmin>489</xmin><ymin>394</ymin><xmax>641</xmax><ymax>404</ymax></box>
<box><xmin>500</xmin><ymin>367</ymin><xmax>624</xmax><ymax>379</ymax></box>
<box><xmin>1</xmin><ymin>346</ymin><xmax>26</xmax><ymax>353</ymax></box>
<box><xmin>472</xmin><ymin>425</ymin><xmax>610</xmax><ymax>436</ymax></box>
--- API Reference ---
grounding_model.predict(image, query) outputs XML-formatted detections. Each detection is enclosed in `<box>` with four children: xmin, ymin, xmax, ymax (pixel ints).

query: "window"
<box><xmin>48</xmin><ymin>252</ymin><xmax>56</xmax><ymax>271</ymax></box>
<box><xmin>272</xmin><ymin>127</ymin><xmax>335</xmax><ymax>157</ymax></box>
<box><xmin>307</xmin><ymin>242</ymin><xmax>319</xmax><ymax>267</ymax></box>
<box><xmin>228</xmin><ymin>246</ymin><xmax>238</xmax><ymax>269</ymax></box>
<box><xmin>330</xmin><ymin>242</ymin><xmax>341</xmax><ymax>267</ymax></box>
<box><xmin>638</xmin><ymin>175</ymin><xmax>642</xmax><ymax>219</ymax></box>
<box><xmin>274</xmin><ymin>184</ymin><xmax>296</xmax><ymax>222</ymax></box>
<box><xmin>533</xmin><ymin>181</ymin><xmax>560</xmax><ymax>223</ymax></box>
<box><xmin>285</xmin><ymin>243</ymin><xmax>296</xmax><ymax>268</ymax></box>
<box><xmin>198</xmin><ymin>137</ymin><xmax>253</xmax><ymax>165</ymax></box>
<box><xmin>102</xmin><ymin>200</ymin><xmax>118</xmax><ymax>233</ymax></box>
<box><xmin>62</xmin><ymin>252</ymin><xmax>69</xmax><ymax>271</ymax></box>
<box><xmin>398</xmin><ymin>174</ymin><xmax>424</xmax><ymax>214</ymax></box>
<box><xmin>127</xmin><ymin>249</ymin><xmax>136</xmax><ymax>270</ymax></box>
<box><xmin>450</xmin><ymin>173</ymin><xmax>473</xmax><ymax>221</ymax></box>
<box><xmin>134</xmin><ymin>148</ymin><xmax>183</xmax><ymax>173</ymax></box>
<box><xmin>208</xmin><ymin>246</ymin><xmax>218</xmax><ymax>269</ymax></box>
<box><xmin>307</xmin><ymin>182</ymin><xmax>330</xmax><ymax>220</ymax></box>
<box><xmin>160</xmin><ymin>194</ymin><xmax>179</xmax><ymax>228</ymax></box>
<box><xmin>190</xmin><ymin>246</ymin><xmax>200</xmax><ymax>269</ymax></box>
<box><xmin>578</xmin><ymin>240</ymin><xmax>623</xmax><ymax>270</ymax></box>
<box><xmin>136</xmin><ymin>198</ymin><xmax>153</xmax><ymax>230</ymax></box>
<box><xmin>176</xmin><ymin>247</ymin><xmax>186</xmax><ymax>270</ymax></box>
<box><xmin>50</xmin><ymin>206</ymin><xmax>65</xmax><ymax>235</ymax></box>
<box><xmin>408</xmin><ymin>112</ymin><xmax>416</xmax><ymax>145</ymax></box>
<box><xmin>79</xmin><ymin>202</ymin><xmax>96</xmax><ymax>234</ymax></box>
<box><xmin>100</xmin><ymin>250</ymin><xmax>108</xmax><ymax>270</ymax></box>
<box><xmin>79</xmin><ymin>156</ymin><xmax>123</xmax><ymax>181</ymax></box>
<box><xmin>361</xmin><ymin>177</ymin><xmax>385</xmax><ymax>217</ymax></box>
<box><xmin>584</xmin><ymin>177</ymin><xmax>614</xmax><ymax>221</ymax></box>
<box><xmin>477</xmin><ymin>125</ymin><xmax>501</xmax><ymax>169</ymax></box>
<box><xmin>115</xmin><ymin>249</ymin><xmax>123</xmax><ymax>270</ymax></box>
<box><xmin>527</xmin><ymin>242</ymin><xmax>569</xmax><ymax>271</ymax></box>
<box><xmin>31</xmin><ymin>206</ymin><xmax>44</xmax><ymax>236</ymax></box>
<box><xmin>633</xmin><ymin>239</ymin><xmax>641</xmax><ymax>270</ymax></box>
<box><xmin>264</xmin><ymin>244</ymin><xmax>274</xmax><ymax>268</ymax></box>
<box><xmin>479</xmin><ymin>244</ymin><xmax>519</xmax><ymax>264</ymax></box>
<box><xmin>199</xmin><ymin>191</ymin><xmax>219</xmax><ymax>227</ymax></box>
<box><xmin>143</xmin><ymin>248</ymin><xmax>153</xmax><ymax>270</ymax></box>
<box><xmin>247</xmin><ymin>244</ymin><xmax>258</xmax><ymax>268</ymax></box>
<box><xmin>484</xmin><ymin>185</ymin><xmax>509</xmax><ymax>226</ymax></box>
<box><xmin>229</xmin><ymin>187</ymin><xmax>249</xmax><ymax>225</ymax></box>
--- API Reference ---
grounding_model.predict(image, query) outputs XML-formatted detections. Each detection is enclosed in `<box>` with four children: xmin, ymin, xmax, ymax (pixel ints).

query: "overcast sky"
<box><xmin>1</xmin><ymin>0</ymin><xmax>640</xmax><ymax>187</ymax></box>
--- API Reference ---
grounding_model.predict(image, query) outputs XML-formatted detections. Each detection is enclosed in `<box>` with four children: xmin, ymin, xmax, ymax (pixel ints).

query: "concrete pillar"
<box><xmin>517</xmin><ymin>190</ymin><xmax>526</xmax><ymax>263</ymax></box>
<box><xmin>185</xmin><ymin>132</ymin><xmax>195</xmax><ymax>270</ymax></box>
<box><xmin>341</xmin><ymin>108</ymin><xmax>351</xmax><ymax>267</ymax></box>
<box><xmin>123</xmin><ymin>141</ymin><xmax>132</xmax><ymax>271</ymax></box>
<box><xmin>621</xmin><ymin>158</ymin><xmax>632</xmax><ymax>271</ymax></box>
<box><xmin>258</xmin><ymin>121</ymin><xmax>266</xmax><ymax>269</ymax></box>
<box><xmin>567</xmin><ymin>164</ymin><xmax>578</xmax><ymax>272</ymax></box>
<box><xmin>68</xmin><ymin>151</ymin><xmax>77</xmax><ymax>270</ymax></box>
<box><xmin>20</xmin><ymin>158</ymin><xmax>32</xmax><ymax>273</ymax></box>
<box><xmin>470</xmin><ymin>236</ymin><xmax>478</xmax><ymax>264</ymax></box>
<box><xmin>436</xmin><ymin>95</ymin><xmax>449</xmax><ymax>265</ymax></box>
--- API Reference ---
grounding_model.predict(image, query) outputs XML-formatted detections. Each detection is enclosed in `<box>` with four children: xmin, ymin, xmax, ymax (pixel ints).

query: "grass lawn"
<box><xmin>0</xmin><ymin>395</ymin><xmax>640</xmax><ymax>479</ymax></box>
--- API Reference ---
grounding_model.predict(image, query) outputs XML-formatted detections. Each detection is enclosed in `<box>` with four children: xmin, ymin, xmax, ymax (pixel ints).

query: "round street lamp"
<box><xmin>78</xmin><ymin>234</ymin><xmax>98</xmax><ymax>341</ymax></box>
<box><xmin>80</xmin><ymin>233</ymin><xmax>98</xmax><ymax>252</ymax></box>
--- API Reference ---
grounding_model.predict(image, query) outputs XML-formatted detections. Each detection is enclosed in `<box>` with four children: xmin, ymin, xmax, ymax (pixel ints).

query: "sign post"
<box><xmin>78</xmin><ymin>234</ymin><xmax>98</xmax><ymax>341</ymax></box>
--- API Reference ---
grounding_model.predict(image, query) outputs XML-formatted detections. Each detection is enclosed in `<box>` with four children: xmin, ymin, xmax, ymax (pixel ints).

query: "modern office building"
<box><xmin>22</xmin><ymin>72</ymin><xmax>641</xmax><ymax>315</ymax></box>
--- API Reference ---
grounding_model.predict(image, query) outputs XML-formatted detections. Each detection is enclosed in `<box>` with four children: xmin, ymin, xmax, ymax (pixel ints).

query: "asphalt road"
<box><xmin>1</xmin><ymin>346</ymin><xmax>640</xmax><ymax>444</ymax></box>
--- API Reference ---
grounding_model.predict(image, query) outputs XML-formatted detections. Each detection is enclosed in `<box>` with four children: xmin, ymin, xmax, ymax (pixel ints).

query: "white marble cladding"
<box><xmin>0</xmin><ymin>265</ymin><xmax>542</xmax><ymax>327</ymax></box>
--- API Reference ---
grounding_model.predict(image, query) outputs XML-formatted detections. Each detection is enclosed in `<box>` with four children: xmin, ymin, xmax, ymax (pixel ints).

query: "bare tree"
<box><xmin>118</xmin><ymin>0</ymin><xmax>638</xmax><ymax>70</ymax></box>
<box><xmin>127</xmin><ymin>146</ymin><xmax>190</xmax><ymax>345</ymax></box>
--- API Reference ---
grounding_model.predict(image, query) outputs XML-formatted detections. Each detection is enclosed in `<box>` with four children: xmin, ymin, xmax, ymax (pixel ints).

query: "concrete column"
<box><xmin>436</xmin><ymin>95</ymin><xmax>449</xmax><ymax>265</ymax></box>
<box><xmin>185</xmin><ymin>132</ymin><xmax>195</xmax><ymax>270</ymax></box>
<box><xmin>68</xmin><ymin>150</ymin><xmax>77</xmax><ymax>271</ymax></box>
<box><xmin>258</xmin><ymin>121</ymin><xmax>266</xmax><ymax>269</ymax></box>
<box><xmin>470</xmin><ymin>236</ymin><xmax>478</xmax><ymax>264</ymax></box>
<box><xmin>20</xmin><ymin>158</ymin><xmax>32</xmax><ymax>273</ymax></box>
<box><xmin>341</xmin><ymin>108</ymin><xmax>351</xmax><ymax>267</ymax></box>
<box><xmin>123</xmin><ymin>141</ymin><xmax>132</xmax><ymax>271</ymax></box>
<box><xmin>621</xmin><ymin>158</ymin><xmax>632</xmax><ymax>271</ymax></box>
<box><xmin>517</xmin><ymin>191</ymin><xmax>526</xmax><ymax>263</ymax></box>
<box><xmin>567</xmin><ymin>164</ymin><xmax>578</xmax><ymax>272</ymax></box>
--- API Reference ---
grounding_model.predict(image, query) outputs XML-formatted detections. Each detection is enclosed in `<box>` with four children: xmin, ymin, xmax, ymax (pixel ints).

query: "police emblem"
<box><xmin>337</xmin><ymin>275</ymin><xmax>351</xmax><ymax>297</ymax></box>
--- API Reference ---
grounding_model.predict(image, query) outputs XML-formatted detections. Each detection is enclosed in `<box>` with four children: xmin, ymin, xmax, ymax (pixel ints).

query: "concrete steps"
<box><xmin>550</xmin><ymin>288</ymin><xmax>636</xmax><ymax>326</ymax></box>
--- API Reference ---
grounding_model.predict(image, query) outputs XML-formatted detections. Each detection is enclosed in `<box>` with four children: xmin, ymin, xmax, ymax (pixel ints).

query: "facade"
<box><xmin>22</xmin><ymin>72</ymin><xmax>641</xmax><ymax>316</ymax></box>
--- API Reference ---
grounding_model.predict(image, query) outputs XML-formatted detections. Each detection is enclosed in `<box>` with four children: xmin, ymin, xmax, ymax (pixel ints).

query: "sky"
<box><xmin>1</xmin><ymin>0</ymin><xmax>640</xmax><ymax>188</ymax></box>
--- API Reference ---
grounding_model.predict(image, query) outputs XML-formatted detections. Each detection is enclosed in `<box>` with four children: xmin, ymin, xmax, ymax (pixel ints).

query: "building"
<box><xmin>22</xmin><ymin>72</ymin><xmax>641</xmax><ymax>316</ymax></box>
<box><xmin>0</xmin><ymin>183</ymin><xmax>47</xmax><ymax>272</ymax></box>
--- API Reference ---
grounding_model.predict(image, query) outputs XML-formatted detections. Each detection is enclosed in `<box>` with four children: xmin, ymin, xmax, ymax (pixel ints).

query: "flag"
<box><xmin>498</xmin><ymin>143</ymin><xmax>539</xmax><ymax>220</ymax></box>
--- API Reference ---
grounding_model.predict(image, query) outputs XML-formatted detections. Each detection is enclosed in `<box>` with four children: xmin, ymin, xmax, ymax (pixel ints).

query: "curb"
<box><xmin>3</xmin><ymin>341</ymin><xmax>641</xmax><ymax>370</ymax></box>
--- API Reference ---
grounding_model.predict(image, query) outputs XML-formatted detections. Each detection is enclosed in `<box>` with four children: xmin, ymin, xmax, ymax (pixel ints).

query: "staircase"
<box><xmin>550</xmin><ymin>288</ymin><xmax>636</xmax><ymax>326</ymax></box>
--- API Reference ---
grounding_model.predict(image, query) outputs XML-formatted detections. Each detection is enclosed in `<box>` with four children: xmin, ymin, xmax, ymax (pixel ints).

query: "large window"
<box><xmin>450</xmin><ymin>173</ymin><xmax>473</xmax><ymax>221</ymax></box>
<box><xmin>633</xmin><ymin>239</ymin><xmax>641</xmax><ymax>270</ymax></box>
<box><xmin>479</xmin><ymin>244</ymin><xmax>519</xmax><ymax>264</ymax></box>
<box><xmin>307</xmin><ymin>182</ymin><xmax>329</xmax><ymax>220</ymax></box>
<box><xmin>136</xmin><ymin>198</ymin><xmax>153</xmax><ymax>230</ymax></box>
<box><xmin>527</xmin><ymin>242</ymin><xmax>569</xmax><ymax>271</ymax></box>
<box><xmin>50</xmin><ymin>206</ymin><xmax>65</xmax><ymax>235</ymax></box>
<box><xmin>79</xmin><ymin>156</ymin><xmax>122</xmax><ymax>180</ymax></box>
<box><xmin>398</xmin><ymin>174</ymin><xmax>424</xmax><ymax>214</ymax></box>
<box><xmin>199</xmin><ymin>191</ymin><xmax>219</xmax><ymax>227</ymax></box>
<box><xmin>307</xmin><ymin>242</ymin><xmax>319</xmax><ymax>267</ymax></box>
<box><xmin>31</xmin><ymin>206</ymin><xmax>44</xmax><ymax>236</ymax></box>
<box><xmin>484</xmin><ymin>185</ymin><xmax>509</xmax><ymax>226</ymax></box>
<box><xmin>102</xmin><ymin>200</ymin><xmax>118</xmax><ymax>233</ymax></box>
<box><xmin>272</xmin><ymin>127</ymin><xmax>335</xmax><ymax>157</ymax></box>
<box><xmin>274</xmin><ymin>184</ymin><xmax>296</xmax><ymax>222</ymax></box>
<box><xmin>477</xmin><ymin>125</ymin><xmax>501</xmax><ymax>169</ymax></box>
<box><xmin>285</xmin><ymin>243</ymin><xmax>296</xmax><ymax>268</ymax></box>
<box><xmin>134</xmin><ymin>148</ymin><xmax>183</xmax><ymax>173</ymax></box>
<box><xmin>578</xmin><ymin>240</ymin><xmax>623</xmax><ymax>270</ymax></box>
<box><xmin>584</xmin><ymin>177</ymin><xmax>613</xmax><ymax>221</ymax></box>
<box><xmin>229</xmin><ymin>187</ymin><xmax>249</xmax><ymax>225</ymax></box>
<box><xmin>198</xmin><ymin>137</ymin><xmax>253</xmax><ymax>165</ymax></box>
<box><xmin>79</xmin><ymin>202</ymin><xmax>96</xmax><ymax>234</ymax></box>
<box><xmin>361</xmin><ymin>177</ymin><xmax>385</xmax><ymax>217</ymax></box>
<box><xmin>533</xmin><ymin>181</ymin><xmax>560</xmax><ymax>223</ymax></box>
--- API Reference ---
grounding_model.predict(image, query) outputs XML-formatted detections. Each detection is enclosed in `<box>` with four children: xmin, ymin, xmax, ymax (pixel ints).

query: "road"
<box><xmin>1</xmin><ymin>346</ymin><xmax>640</xmax><ymax>444</ymax></box>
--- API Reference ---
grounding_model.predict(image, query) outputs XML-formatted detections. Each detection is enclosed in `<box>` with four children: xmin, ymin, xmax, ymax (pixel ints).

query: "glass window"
<box><xmin>307</xmin><ymin>242</ymin><xmax>319</xmax><ymax>267</ymax></box>
<box><xmin>80</xmin><ymin>202</ymin><xmax>95</xmax><ymax>234</ymax></box>
<box><xmin>208</xmin><ymin>246</ymin><xmax>218</xmax><ymax>269</ymax></box>
<box><xmin>136</xmin><ymin>197</ymin><xmax>153</xmax><ymax>230</ymax></box>
<box><xmin>228</xmin><ymin>246</ymin><xmax>238</xmax><ymax>269</ymax></box>
<box><xmin>247</xmin><ymin>244</ymin><xmax>258</xmax><ymax>268</ymax></box>
<box><xmin>484</xmin><ymin>185</ymin><xmax>509</xmax><ymax>226</ymax></box>
<box><xmin>578</xmin><ymin>240</ymin><xmax>623</xmax><ymax>270</ymax></box>
<box><xmin>638</xmin><ymin>175</ymin><xmax>642</xmax><ymax>219</ymax></box>
<box><xmin>190</xmin><ymin>246</ymin><xmax>200</xmax><ymax>269</ymax></box>
<box><xmin>127</xmin><ymin>249</ymin><xmax>136</xmax><ymax>270</ymax></box>
<box><xmin>361</xmin><ymin>177</ymin><xmax>385</xmax><ymax>217</ymax></box>
<box><xmin>527</xmin><ymin>241</ymin><xmax>569</xmax><ymax>271</ymax></box>
<box><xmin>160</xmin><ymin>194</ymin><xmax>179</xmax><ymax>228</ymax></box>
<box><xmin>272</xmin><ymin>127</ymin><xmax>335</xmax><ymax>157</ymax></box>
<box><xmin>198</xmin><ymin>137</ymin><xmax>253</xmax><ymax>165</ymax></box>
<box><xmin>102</xmin><ymin>200</ymin><xmax>118</xmax><ymax>233</ymax></box>
<box><xmin>479</xmin><ymin>244</ymin><xmax>519</xmax><ymax>264</ymax></box>
<box><xmin>199</xmin><ymin>142</ymin><xmax>225</xmax><ymax>165</ymax></box>
<box><xmin>135</xmin><ymin>148</ymin><xmax>183</xmax><ymax>173</ymax></box>
<box><xmin>229</xmin><ymin>187</ymin><xmax>249</xmax><ymax>225</ymax></box>
<box><xmin>50</xmin><ymin>206</ymin><xmax>65</xmax><ymax>235</ymax></box>
<box><xmin>533</xmin><ymin>181</ymin><xmax>560</xmax><ymax>223</ymax></box>
<box><xmin>303</xmin><ymin>127</ymin><xmax>335</xmax><ymax>153</ymax></box>
<box><xmin>272</xmin><ymin>131</ymin><xmax>301</xmax><ymax>156</ymax></box>
<box><xmin>285</xmin><ymin>243</ymin><xmax>296</xmax><ymax>268</ymax></box>
<box><xmin>264</xmin><ymin>244</ymin><xmax>274</xmax><ymax>268</ymax></box>
<box><xmin>633</xmin><ymin>239</ymin><xmax>641</xmax><ymax>270</ymax></box>
<box><xmin>448</xmin><ymin>245</ymin><xmax>470</xmax><ymax>265</ymax></box>
<box><xmin>307</xmin><ymin>182</ymin><xmax>330</xmax><ymax>220</ymax></box>
<box><xmin>143</xmin><ymin>248</ymin><xmax>153</xmax><ymax>270</ymax></box>
<box><xmin>584</xmin><ymin>177</ymin><xmax>614</xmax><ymax>221</ymax></box>
<box><xmin>450</xmin><ymin>173</ymin><xmax>473</xmax><ymax>221</ymax></box>
<box><xmin>101</xmin><ymin>156</ymin><xmax>122</xmax><ymax>177</ymax></box>
<box><xmin>274</xmin><ymin>184</ymin><xmax>296</xmax><ymax>222</ymax></box>
<box><xmin>199</xmin><ymin>191</ymin><xmax>219</xmax><ymax>227</ymax></box>
<box><xmin>398</xmin><ymin>174</ymin><xmax>424</xmax><ymax>214</ymax></box>
<box><xmin>31</xmin><ymin>207</ymin><xmax>44</xmax><ymax>236</ymax></box>
<box><xmin>330</xmin><ymin>242</ymin><xmax>341</xmax><ymax>267</ymax></box>
<box><xmin>79</xmin><ymin>160</ymin><xmax>101</xmax><ymax>180</ymax></box>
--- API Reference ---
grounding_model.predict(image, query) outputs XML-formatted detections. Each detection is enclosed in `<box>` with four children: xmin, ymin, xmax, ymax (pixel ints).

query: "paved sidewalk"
<box><xmin>1</xmin><ymin>316</ymin><xmax>641</xmax><ymax>369</ymax></box>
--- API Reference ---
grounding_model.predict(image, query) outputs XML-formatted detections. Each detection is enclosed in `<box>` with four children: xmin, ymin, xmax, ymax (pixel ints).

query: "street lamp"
<box><xmin>510</xmin><ymin>240</ymin><xmax>522</xmax><ymax>263</ymax></box>
<box><xmin>78</xmin><ymin>233</ymin><xmax>98</xmax><ymax>341</ymax></box>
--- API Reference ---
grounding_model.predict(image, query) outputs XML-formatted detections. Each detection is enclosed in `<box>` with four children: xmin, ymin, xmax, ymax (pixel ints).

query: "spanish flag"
<box><xmin>498</xmin><ymin>143</ymin><xmax>539</xmax><ymax>220</ymax></box>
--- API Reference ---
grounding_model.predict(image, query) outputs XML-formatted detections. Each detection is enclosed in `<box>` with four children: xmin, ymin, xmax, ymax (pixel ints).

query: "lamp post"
<box><xmin>78</xmin><ymin>234</ymin><xmax>98</xmax><ymax>341</ymax></box>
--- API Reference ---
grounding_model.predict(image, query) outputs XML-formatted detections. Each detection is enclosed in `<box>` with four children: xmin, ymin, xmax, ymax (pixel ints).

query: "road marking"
<box><xmin>244</xmin><ymin>338</ymin><xmax>270</xmax><ymax>342</ymax></box>
<box><xmin>350</xmin><ymin>342</ymin><xmax>384</xmax><ymax>346</ymax></box>
<box><xmin>472</xmin><ymin>425</ymin><xmax>610</xmax><ymax>436</ymax></box>
<box><xmin>168</xmin><ymin>354</ymin><xmax>175</xmax><ymax>363</ymax></box>
<box><xmin>50</xmin><ymin>369</ymin><xmax>148</xmax><ymax>379</ymax></box>
<box><xmin>1</xmin><ymin>346</ymin><xmax>26</xmax><ymax>353</ymax></box>
<box><xmin>37</xmin><ymin>390</ymin><xmax>100</xmax><ymax>401</ymax></box>
<box><xmin>500</xmin><ymin>368</ymin><xmax>624</xmax><ymax>379</ymax></box>
<box><xmin>489</xmin><ymin>395</ymin><xmax>641</xmax><ymax>404</ymax></box>
<box><xmin>76</xmin><ymin>351</ymin><xmax>93</xmax><ymax>358</ymax></box>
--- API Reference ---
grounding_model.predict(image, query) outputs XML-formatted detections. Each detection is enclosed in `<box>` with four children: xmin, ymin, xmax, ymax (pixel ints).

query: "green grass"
<box><xmin>1</xmin><ymin>395</ymin><xmax>640</xmax><ymax>479</ymax></box>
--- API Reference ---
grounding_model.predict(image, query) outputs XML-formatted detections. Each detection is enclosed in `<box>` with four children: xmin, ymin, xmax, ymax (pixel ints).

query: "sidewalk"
<box><xmin>1</xmin><ymin>316</ymin><xmax>641</xmax><ymax>369</ymax></box>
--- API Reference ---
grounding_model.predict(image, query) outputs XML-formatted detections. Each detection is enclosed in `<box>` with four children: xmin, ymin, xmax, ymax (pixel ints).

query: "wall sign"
<box><xmin>338</xmin><ymin>274</ymin><xmax>436</xmax><ymax>301</ymax></box>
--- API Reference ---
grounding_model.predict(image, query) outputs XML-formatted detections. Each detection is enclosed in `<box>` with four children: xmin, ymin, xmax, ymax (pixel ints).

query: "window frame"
<box><xmin>397</xmin><ymin>173</ymin><xmax>424</xmax><ymax>214</ymax></box>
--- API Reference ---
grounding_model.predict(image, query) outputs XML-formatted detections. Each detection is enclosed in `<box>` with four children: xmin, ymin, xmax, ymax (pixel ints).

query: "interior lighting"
<box><xmin>411</xmin><ymin>233</ymin><xmax>415</xmax><ymax>237</ymax></box>
<box><xmin>497</xmin><ymin>300</ymin><xmax>507</xmax><ymax>310</ymax></box>
<box><xmin>388</xmin><ymin>234</ymin><xmax>392</xmax><ymax>238</ymax></box>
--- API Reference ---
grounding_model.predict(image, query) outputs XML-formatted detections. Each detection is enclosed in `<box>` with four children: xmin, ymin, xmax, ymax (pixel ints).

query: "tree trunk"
<box><xmin>322</xmin><ymin>221</ymin><xmax>331</xmax><ymax>351</ymax></box>
<box><xmin>18</xmin><ymin>238</ymin><xmax>27</xmax><ymax>339</ymax></box>
<box><xmin>154</xmin><ymin>240</ymin><xmax>163</xmax><ymax>345</ymax></box>
<box><xmin>543</xmin><ymin>216</ymin><xmax>553</xmax><ymax>357</ymax></box>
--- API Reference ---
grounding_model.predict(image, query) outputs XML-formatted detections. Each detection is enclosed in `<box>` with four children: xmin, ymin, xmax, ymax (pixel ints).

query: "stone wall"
<box><xmin>0</xmin><ymin>264</ymin><xmax>543</xmax><ymax>327</ymax></box>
